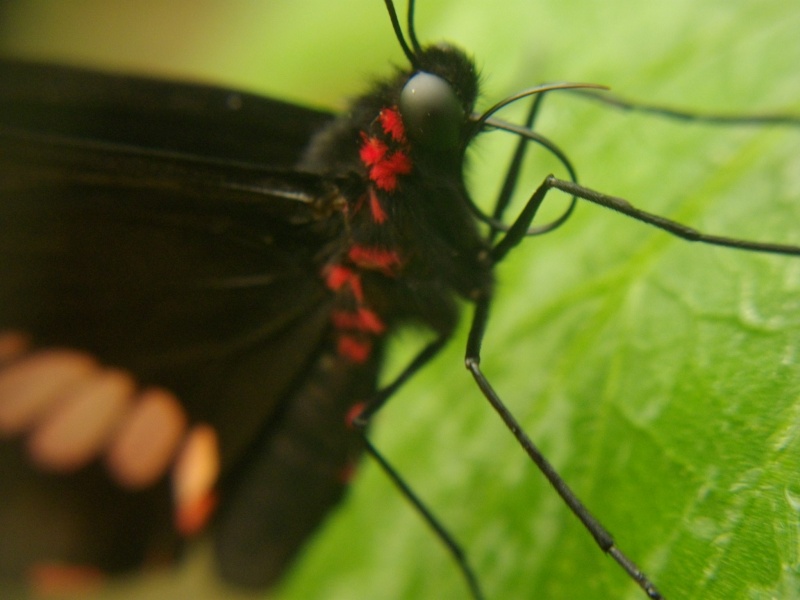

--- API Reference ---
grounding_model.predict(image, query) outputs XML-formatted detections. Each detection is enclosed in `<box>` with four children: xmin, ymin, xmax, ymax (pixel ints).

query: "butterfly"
<box><xmin>1</xmin><ymin>1</ymin><xmax>799</xmax><ymax>599</ymax></box>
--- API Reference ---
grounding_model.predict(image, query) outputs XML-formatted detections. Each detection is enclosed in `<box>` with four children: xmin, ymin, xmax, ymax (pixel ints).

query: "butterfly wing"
<box><xmin>0</xmin><ymin>60</ymin><xmax>370</xmax><ymax>588</ymax></box>
<box><xmin>0</xmin><ymin>59</ymin><xmax>333</xmax><ymax>166</ymax></box>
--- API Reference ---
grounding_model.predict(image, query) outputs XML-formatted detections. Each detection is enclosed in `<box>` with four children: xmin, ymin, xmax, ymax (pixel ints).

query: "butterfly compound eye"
<box><xmin>399</xmin><ymin>72</ymin><xmax>464</xmax><ymax>149</ymax></box>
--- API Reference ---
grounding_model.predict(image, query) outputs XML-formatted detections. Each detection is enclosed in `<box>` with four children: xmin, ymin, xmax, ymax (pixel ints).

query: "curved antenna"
<box><xmin>468</xmin><ymin>82</ymin><xmax>608</xmax><ymax>139</ymax></box>
<box><xmin>383</xmin><ymin>0</ymin><xmax>418</xmax><ymax>67</ymax></box>
<box><xmin>465</xmin><ymin>116</ymin><xmax>579</xmax><ymax>235</ymax></box>
<box><xmin>462</xmin><ymin>84</ymin><xmax>604</xmax><ymax>235</ymax></box>
<box><xmin>486</xmin><ymin>93</ymin><xmax>577</xmax><ymax>241</ymax></box>
<box><xmin>406</xmin><ymin>0</ymin><xmax>423</xmax><ymax>55</ymax></box>
<box><xmin>568</xmin><ymin>89</ymin><xmax>800</xmax><ymax>126</ymax></box>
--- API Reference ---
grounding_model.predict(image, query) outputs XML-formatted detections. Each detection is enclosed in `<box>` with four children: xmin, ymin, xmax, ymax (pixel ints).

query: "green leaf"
<box><xmin>3</xmin><ymin>1</ymin><xmax>798</xmax><ymax>599</ymax></box>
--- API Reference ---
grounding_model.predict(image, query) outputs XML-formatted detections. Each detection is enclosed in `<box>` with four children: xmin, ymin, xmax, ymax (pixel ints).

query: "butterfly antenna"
<box><xmin>464</xmin><ymin>82</ymin><xmax>604</xmax><ymax>236</ymax></box>
<box><xmin>406</xmin><ymin>0</ymin><xmax>423</xmax><ymax>54</ymax></box>
<box><xmin>569</xmin><ymin>89</ymin><xmax>800</xmax><ymax>126</ymax></box>
<box><xmin>384</xmin><ymin>0</ymin><xmax>419</xmax><ymax>67</ymax></box>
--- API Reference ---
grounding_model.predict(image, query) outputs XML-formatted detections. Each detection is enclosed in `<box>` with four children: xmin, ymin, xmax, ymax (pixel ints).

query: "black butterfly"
<box><xmin>1</xmin><ymin>1</ymin><xmax>800</xmax><ymax>600</ymax></box>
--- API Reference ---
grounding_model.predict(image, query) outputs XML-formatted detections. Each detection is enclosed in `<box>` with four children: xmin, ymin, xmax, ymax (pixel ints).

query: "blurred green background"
<box><xmin>2</xmin><ymin>1</ymin><xmax>799</xmax><ymax>599</ymax></box>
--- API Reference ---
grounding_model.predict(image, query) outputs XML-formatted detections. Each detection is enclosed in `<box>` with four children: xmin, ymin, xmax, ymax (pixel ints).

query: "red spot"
<box><xmin>175</xmin><ymin>490</ymin><xmax>218</xmax><ymax>537</ymax></box>
<box><xmin>323</xmin><ymin>265</ymin><xmax>351</xmax><ymax>290</ymax></box>
<box><xmin>331</xmin><ymin>308</ymin><xmax>386</xmax><ymax>334</ymax></box>
<box><xmin>359</xmin><ymin>135</ymin><xmax>387</xmax><ymax>166</ymax></box>
<box><xmin>368</xmin><ymin>151</ymin><xmax>412</xmax><ymax>191</ymax></box>
<box><xmin>380</xmin><ymin>108</ymin><xmax>406</xmax><ymax>142</ymax></box>
<box><xmin>368</xmin><ymin>188</ymin><xmax>387</xmax><ymax>223</ymax></box>
<box><xmin>348</xmin><ymin>245</ymin><xmax>402</xmax><ymax>275</ymax></box>
<box><xmin>359</xmin><ymin>133</ymin><xmax>412</xmax><ymax>192</ymax></box>
<box><xmin>337</xmin><ymin>336</ymin><xmax>372</xmax><ymax>363</ymax></box>
<box><xmin>353</xmin><ymin>192</ymin><xmax>367</xmax><ymax>215</ymax></box>
<box><xmin>323</xmin><ymin>265</ymin><xmax>364</xmax><ymax>303</ymax></box>
<box><xmin>28</xmin><ymin>563</ymin><xmax>105</xmax><ymax>596</ymax></box>
<box><xmin>345</xmin><ymin>402</ymin><xmax>367</xmax><ymax>429</ymax></box>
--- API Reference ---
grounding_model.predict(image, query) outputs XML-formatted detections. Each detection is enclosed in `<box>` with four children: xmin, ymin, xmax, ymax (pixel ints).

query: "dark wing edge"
<box><xmin>0</xmin><ymin>57</ymin><xmax>335</xmax><ymax>167</ymax></box>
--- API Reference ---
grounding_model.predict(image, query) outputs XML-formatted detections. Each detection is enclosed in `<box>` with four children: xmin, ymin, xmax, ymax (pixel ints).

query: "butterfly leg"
<box><xmin>350</xmin><ymin>336</ymin><xmax>485</xmax><ymax>600</ymax></box>
<box><xmin>493</xmin><ymin>175</ymin><xmax>800</xmax><ymax>263</ymax></box>
<box><xmin>464</xmin><ymin>296</ymin><xmax>665</xmax><ymax>600</ymax></box>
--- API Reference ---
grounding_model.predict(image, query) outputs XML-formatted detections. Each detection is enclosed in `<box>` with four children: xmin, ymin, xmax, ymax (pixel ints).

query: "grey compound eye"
<box><xmin>399</xmin><ymin>72</ymin><xmax>464</xmax><ymax>150</ymax></box>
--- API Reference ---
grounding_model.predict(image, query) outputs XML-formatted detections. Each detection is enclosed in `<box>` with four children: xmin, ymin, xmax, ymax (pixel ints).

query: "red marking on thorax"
<box><xmin>323</xmin><ymin>265</ymin><xmax>364</xmax><ymax>303</ymax></box>
<box><xmin>337</xmin><ymin>336</ymin><xmax>372</xmax><ymax>364</ymax></box>
<box><xmin>359</xmin><ymin>107</ymin><xmax>413</xmax><ymax>194</ymax></box>
<box><xmin>368</xmin><ymin>151</ymin><xmax>411</xmax><ymax>191</ymax></box>
<box><xmin>331</xmin><ymin>308</ymin><xmax>386</xmax><ymax>334</ymax></box>
<box><xmin>379</xmin><ymin>108</ymin><xmax>406</xmax><ymax>142</ymax></box>
<box><xmin>326</xmin><ymin>106</ymin><xmax>413</xmax><ymax>364</ymax></box>
<box><xmin>347</xmin><ymin>245</ymin><xmax>402</xmax><ymax>275</ymax></box>
<box><xmin>345</xmin><ymin>401</ymin><xmax>367</xmax><ymax>429</ymax></box>
<box><xmin>359</xmin><ymin>135</ymin><xmax>388</xmax><ymax>166</ymax></box>
<box><xmin>359</xmin><ymin>134</ymin><xmax>412</xmax><ymax>192</ymax></box>
<box><xmin>368</xmin><ymin>188</ymin><xmax>387</xmax><ymax>223</ymax></box>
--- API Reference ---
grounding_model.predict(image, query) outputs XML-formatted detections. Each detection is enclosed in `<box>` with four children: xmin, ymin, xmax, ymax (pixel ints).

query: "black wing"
<box><xmin>0</xmin><ymin>58</ymin><xmax>334</xmax><ymax>166</ymax></box>
<box><xmin>0</xmin><ymin>59</ymin><xmax>372</xmax><ymax>588</ymax></box>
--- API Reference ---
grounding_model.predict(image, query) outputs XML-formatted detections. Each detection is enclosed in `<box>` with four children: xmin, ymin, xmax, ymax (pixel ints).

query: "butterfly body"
<box><xmin>0</xmin><ymin>42</ymin><xmax>492</xmax><ymax>589</ymax></box>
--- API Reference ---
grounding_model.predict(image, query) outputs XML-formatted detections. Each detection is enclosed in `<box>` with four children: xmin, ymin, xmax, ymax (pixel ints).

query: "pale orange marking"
<box><xmin>105</xmin><ymin>387</ymin><xmax>187</xmax><ymax>490</ymax></box>
<box><xmin>0</xmin><ymin>350</ymin><xmax>97</xmax><ymax>436</ymax></box>
<box><xmin>27</xmin><ymin>369</ymin><xmax>135</xmax><ymax>472</ymax></box>
<box><xmin>172</xmin><ymin>424</ymin><xmax>220</xmax><ymax>536</ymax></box>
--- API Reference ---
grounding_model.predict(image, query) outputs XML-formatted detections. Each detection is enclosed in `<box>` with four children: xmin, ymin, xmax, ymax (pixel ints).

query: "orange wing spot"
<box><xmin>368</xmin><ymin>187</ymin><xmax>388</xmax><ymax>223</ymax></box>
<box><xmin>331</xmin><ymin>308</ymin><xmax>386</xmax><ymax>334</ymax></box>
<box><xmin>348</xmin><ymin>245</ymin><xmax>402</xmax><ymax>275</ymax></box>
<box><xmin>175</xmin><ymin>490</ymin><xmax>219</xmax><ymax>537</ymax></box>
<box><xmin>337</xmin><ymin>336</ymin><xmax>372</xmax><ymax>363</ymax></box>
<box><xmin>172</xmin><ymin>424</ymin><xmax>220</xmax><ymax>536</ymax></box>
<box><xmin>379</xmin><ymin>107</ymin><xmax>406</xmax><ymax>142</ymax></box>
<box><xmin>368</xmin><ymin>150</ymin><xmax>412</xmax><ymax>191</ymax></box>
<box><xmin>28</xmin><ymin>563</ymin><xmax>105</xmax><ymax>596</ymax></box>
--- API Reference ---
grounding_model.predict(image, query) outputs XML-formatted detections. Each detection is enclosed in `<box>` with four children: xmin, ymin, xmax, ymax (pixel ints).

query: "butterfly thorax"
<box><xmin>301</xmin><ymin>45</ymin><xmax>493</xmax><ymax>366</ymax></box>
